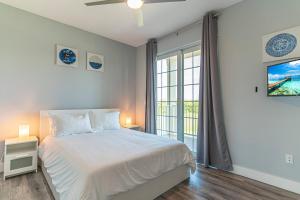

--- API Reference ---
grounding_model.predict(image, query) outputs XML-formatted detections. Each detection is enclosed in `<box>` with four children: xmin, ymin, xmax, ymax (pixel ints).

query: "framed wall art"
<box><xmin>87</xmin><ymin>52</ymin><xmax>104</xmax><ymax>72</ymax></box>
<box><xmin>263</xmin><ymin>26</ymin><xmax>300</xmax><ymax>63</ymax></box>
<box><xmin>56</xmin><ymin>45</ymin><xmax>79</xmax><ymax>67</ymax></box>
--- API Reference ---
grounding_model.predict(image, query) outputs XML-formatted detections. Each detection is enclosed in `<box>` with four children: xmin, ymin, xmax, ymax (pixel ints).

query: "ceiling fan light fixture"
<box><xmin>127</xmin><ymin>0</ymin><xmax>144</xmax><ymax>9</ymax></box>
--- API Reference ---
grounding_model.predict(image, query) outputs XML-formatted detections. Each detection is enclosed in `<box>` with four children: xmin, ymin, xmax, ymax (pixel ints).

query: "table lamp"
<box><xmin>19</xmin><ymin>124</ymin><xmax>30</xmax><ymax>137</ymax></box>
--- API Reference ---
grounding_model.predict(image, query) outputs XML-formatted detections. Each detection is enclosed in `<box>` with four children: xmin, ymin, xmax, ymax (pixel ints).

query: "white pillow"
<box><xmin>49</xmin><ymin>113</ymin><xmax>93</xmax><ymax>137</ymax></box>
<box><xmin>92</xmin><ymin>112</ymin><xmax>105</xmax><ymax>132</ymax></box>
<box><xmin>103</xmin><ymin>112</ymin><xmax>121</xmax><ymax>130</ymax></box>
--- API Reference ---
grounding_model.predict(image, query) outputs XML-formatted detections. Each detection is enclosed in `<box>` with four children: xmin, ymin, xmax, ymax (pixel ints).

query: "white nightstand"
<box><xmin>124</xmin><ymin>125</ymin><xmax>141</xmax><ymax>131</ymax></box>
<box><xmin>4</xmin><ymin>136</ymin><xmax>38</xmax><ymax>180</ymax></box>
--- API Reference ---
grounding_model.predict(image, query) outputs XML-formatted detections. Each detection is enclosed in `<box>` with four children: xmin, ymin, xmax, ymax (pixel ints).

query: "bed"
<box><xmin>39</xmin><ymin>109</ymin><xmax>196</xmax><ymax>200</ymax></box>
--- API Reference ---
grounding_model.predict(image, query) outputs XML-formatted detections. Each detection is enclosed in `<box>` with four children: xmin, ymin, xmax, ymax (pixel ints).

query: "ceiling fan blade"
<box><xmin>85</xmin><ymin>0</ymin><xmax>124</xmax><ymax>6</ymax></box>
<box><xmin>144</xmin><ymin>0</ymin><xmax>186</xmax><ymax>4</ymax></box>
<box><xmin>135</xmin><ymin>9</ymin><xmax>144</xmax><ymax>27</ymax></box>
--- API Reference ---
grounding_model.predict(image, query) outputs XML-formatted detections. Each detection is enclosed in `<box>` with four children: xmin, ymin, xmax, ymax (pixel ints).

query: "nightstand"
<box><xmin>124</xmin><ymin>125</ymin><xmax>141</xmax><ymax>131</ymax></box>
<box><xmin>4</xmin><ymin>136</ymin><xmax>38</xmax><ymax>180</ymax></box>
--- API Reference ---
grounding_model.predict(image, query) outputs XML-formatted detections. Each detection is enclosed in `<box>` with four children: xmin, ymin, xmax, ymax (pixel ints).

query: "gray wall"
<box><xmin>158</xmin><ymin>24</ymin><xmax>201</xmax><ymax>55</ymax></box>
<box><xmin>0</xmin><ymin>3</ymin><xmax>136</xmax><ymax>144</ymax></box>
<box><xmin>219</xmin><ymin>0</ymin><xmax>300</xmax><ymax>182</ymax></box>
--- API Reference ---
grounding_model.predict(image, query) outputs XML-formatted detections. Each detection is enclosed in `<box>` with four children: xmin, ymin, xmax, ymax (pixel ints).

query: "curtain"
<box><xmin>197</xmin><ymin>13</ymin><xmax>233</xmax><ymax>171</ymax></box>
<box><xmin>145</xmin><ymin>39</ymin><xmax>157</xmax><ymax>134</ymax></box>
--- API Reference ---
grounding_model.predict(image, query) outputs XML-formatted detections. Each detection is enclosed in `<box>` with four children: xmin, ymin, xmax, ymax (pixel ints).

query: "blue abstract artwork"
<box><xmin>59</xmin><ymin>49</ymin><xmax>77</xmax><ymax>64</ymax></box>
<box><xmin>87</xmin><ymin>52</ymin><xmax>104</xmax><ymax>72</ymax></box>
<box><xmin>56</xmin><ymin>45</ymin><xmax>78</xmax><ymax>67</ymax></box>
<box><xmin>265</xmin><ymin>33</ymin><xmax>297</xmax><ymax>57</ymax></box>
<box><xmin>89</xmin><ymin>55</ymin><xmax>103</xmax><ymax>69</ymax></box>
<box><xmin>263</xmin><ymin>26</ymin><xmax>300</xmax><ymax>62</ymax></box>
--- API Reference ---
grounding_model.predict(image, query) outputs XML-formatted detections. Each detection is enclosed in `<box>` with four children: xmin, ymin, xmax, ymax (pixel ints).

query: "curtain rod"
<box><xmin>157</xmin><ymin>12</ymin><xmax>221</xmax><ymax>42</ymax></box>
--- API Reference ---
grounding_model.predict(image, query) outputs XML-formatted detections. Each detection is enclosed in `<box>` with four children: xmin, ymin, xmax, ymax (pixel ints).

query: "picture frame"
<box><xmin>86</xmin><ymin>52</ymin><xmax>104</xmax><ymax>72</ymax></box>
<box><xmin>262</xmin><ymin>26</ymin><xmax>300</xmax><ymax>63</ymax></box>
<box><xmin>56</xmin><ymin>45</ymin><xmax>79</xmax><ymax>67</ymax></box>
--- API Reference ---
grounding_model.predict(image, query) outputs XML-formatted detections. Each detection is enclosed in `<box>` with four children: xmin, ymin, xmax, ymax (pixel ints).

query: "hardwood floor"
<box><xmin>0</xmin><ymin>167</ymin><xmax>299</xmax><ymax>200</ymax></box>
<box><xmin>156</xmin><ymin>167</ymin><xmax>300</xmax><ymax>200</ymax></box>
<box><xmin>0</xmin><ymin>170</ymin><xmax>52</xmax><ymax>200</ymax></box>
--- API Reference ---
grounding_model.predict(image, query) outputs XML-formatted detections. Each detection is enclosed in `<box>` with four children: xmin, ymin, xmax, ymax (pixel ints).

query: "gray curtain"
<box><xmin>197</xmin><ymin>13</ymin><xmax>233</xmax><ymax>171</ymax></box>
<box><xmin>145</xmin><ymin>39</ymin><xmax>157</xmax><ymax>134</ymax></box>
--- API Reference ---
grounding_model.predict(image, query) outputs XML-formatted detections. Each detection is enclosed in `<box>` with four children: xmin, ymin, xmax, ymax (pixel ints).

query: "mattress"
<box><xmin>39</xmin><ymin>128</ymin><xmax>196</xmax><ymax>200</ymax></box>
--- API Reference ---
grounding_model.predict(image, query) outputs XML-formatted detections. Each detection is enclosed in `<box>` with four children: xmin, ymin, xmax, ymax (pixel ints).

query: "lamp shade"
<box><xmin>125</xmin><ymin>117</ymin><xmax>132</xmax><ymax>126</ymax></box>
<box><xmin>127</xmin><ymin>0</ymin><xmax>143</xmax><ymax>9</ymax></box>
<box><xmin>19</xmin><ymin>125</ymin><xmax>30</xmax><ymax>137</ymax></box>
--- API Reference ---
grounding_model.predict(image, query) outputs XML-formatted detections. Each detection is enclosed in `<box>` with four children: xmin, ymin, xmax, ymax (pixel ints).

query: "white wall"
<box><xmin>0</xmin><ymin>3</ymin><xmax>136</xmax><ymax>141</ymax></box>
<box><xmin>219</xmin><ymin>0</ymin><xmax>300</xmax><ymax>182</ymax></box>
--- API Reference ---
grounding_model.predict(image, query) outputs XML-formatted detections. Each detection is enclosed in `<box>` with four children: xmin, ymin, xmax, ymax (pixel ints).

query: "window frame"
<box><xmin>156</xmin><ymin>44</ymin><xmax>201</xmax><ymax>152</ymax></box>
<box><xmin>156</xmin><ymin>54</ymin><xmax>179</xmax><ymax>139</ymax></box>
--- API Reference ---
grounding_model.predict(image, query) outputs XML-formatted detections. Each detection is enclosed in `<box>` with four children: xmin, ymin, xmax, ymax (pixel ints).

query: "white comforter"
<box><xmin>39</xmin><ymin>129</ymin><xmax>196</xmax><ymax>200</ymax></box>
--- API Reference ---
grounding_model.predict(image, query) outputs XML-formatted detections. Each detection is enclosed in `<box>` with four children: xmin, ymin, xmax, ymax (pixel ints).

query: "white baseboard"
<box><xmin>233</xmin><ymin>165</ymin><xmax>300</xmax><ymax>194</ymax></box>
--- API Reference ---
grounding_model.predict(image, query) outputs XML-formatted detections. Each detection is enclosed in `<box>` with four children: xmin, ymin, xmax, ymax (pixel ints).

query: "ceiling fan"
<box><xmin>85</xmin><ymin>0</ymin><xmax>186</xmax><ymax>27</ymax></box>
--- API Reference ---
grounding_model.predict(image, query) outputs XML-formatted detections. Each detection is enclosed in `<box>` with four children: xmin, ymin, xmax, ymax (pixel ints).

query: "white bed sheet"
<box><xmin>39</xmin><ymin>128</ymin><xmax>196</xmax><ymax>200</ymax></box>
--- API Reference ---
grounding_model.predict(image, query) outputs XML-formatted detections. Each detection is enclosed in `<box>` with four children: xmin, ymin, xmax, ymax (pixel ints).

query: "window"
<box><xmin>156</xmin><ymin>47</ymin><xmax>200</xmax><ymax>152</ymax></box>
<box><xmin>183</xmin><ymin>49</ymin><xmax>200</xmax><ymax>153</ymax></box>
<box><xmin>156</xmin><ymin>55</ymin><xmax>178</xmax><ymax>140</ymax></box>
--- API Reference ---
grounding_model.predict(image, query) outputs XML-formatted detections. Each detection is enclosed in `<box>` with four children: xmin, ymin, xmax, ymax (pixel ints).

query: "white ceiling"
<box><xmin>0</xmin><ymin>0</ymin><xmax>242</xmax><ymax>47</ymax></box>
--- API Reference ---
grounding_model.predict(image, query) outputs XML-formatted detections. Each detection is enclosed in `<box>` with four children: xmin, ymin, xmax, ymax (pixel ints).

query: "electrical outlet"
<box><xmin>285</xmin><ymin>154</ymin><xmax>294</xmax><ymax>165</ymax></box>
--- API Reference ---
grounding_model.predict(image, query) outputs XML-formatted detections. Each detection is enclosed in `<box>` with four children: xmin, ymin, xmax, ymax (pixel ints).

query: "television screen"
<box><xmin>268</xmin><ymin>59</ymin><xmax>300</xmax><ymax>96</ymax></box>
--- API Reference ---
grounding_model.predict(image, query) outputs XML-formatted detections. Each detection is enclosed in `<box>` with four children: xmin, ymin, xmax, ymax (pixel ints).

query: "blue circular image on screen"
<box><xmin>89</xmin><ymin>55</ymin><xmax>103</xmax><ymax>69</ymax></box>
<box><xmin>59</xmin><ymin>49</ymin><xmax>76</xmax><ymax>64</ymax></box>
<box><xmin>266</xmin><ymin>33</ymin><xmax>297</xmax><ymax>57</ymax></box>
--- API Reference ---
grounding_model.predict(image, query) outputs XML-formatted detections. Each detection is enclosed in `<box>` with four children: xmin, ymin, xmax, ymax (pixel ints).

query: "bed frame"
<box><xmin>39</xmin><ymin>109</ymin><xmax>191</xmax><ymax>200</ymax></box>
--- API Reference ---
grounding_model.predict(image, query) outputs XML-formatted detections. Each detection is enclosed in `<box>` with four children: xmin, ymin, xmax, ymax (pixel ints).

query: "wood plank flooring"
<box><xmin>0</xmin><ymin>166</ymin><xmax>299</xmax><ymax>200</ymax></box>
<box><xmin>0</xmin><ymin>170</ymin><xmax>52</xmax><ymax>200</ymax></box>
<box><xmin>156</xmin><ymin>167</ymin><xmax>300</xmax><ymax>200</ymax></box>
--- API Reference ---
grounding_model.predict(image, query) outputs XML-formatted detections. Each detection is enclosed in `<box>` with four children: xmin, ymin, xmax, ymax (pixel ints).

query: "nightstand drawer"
<box><xmin>5</xmin><ymin>151</ymin><xmax>36</xmax><ymax>160</ymax></box>
<box><xmin>4</xmin><ymin>151</ymin><xmax>37</xmax><ymax>177</ymax></box>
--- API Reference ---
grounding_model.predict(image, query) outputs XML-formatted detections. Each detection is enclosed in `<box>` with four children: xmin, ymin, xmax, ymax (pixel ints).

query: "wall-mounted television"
<box><xmin>268</xmin><ymin>59</ymin><xmax>300</xmax><ymax>96</ymax></box>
